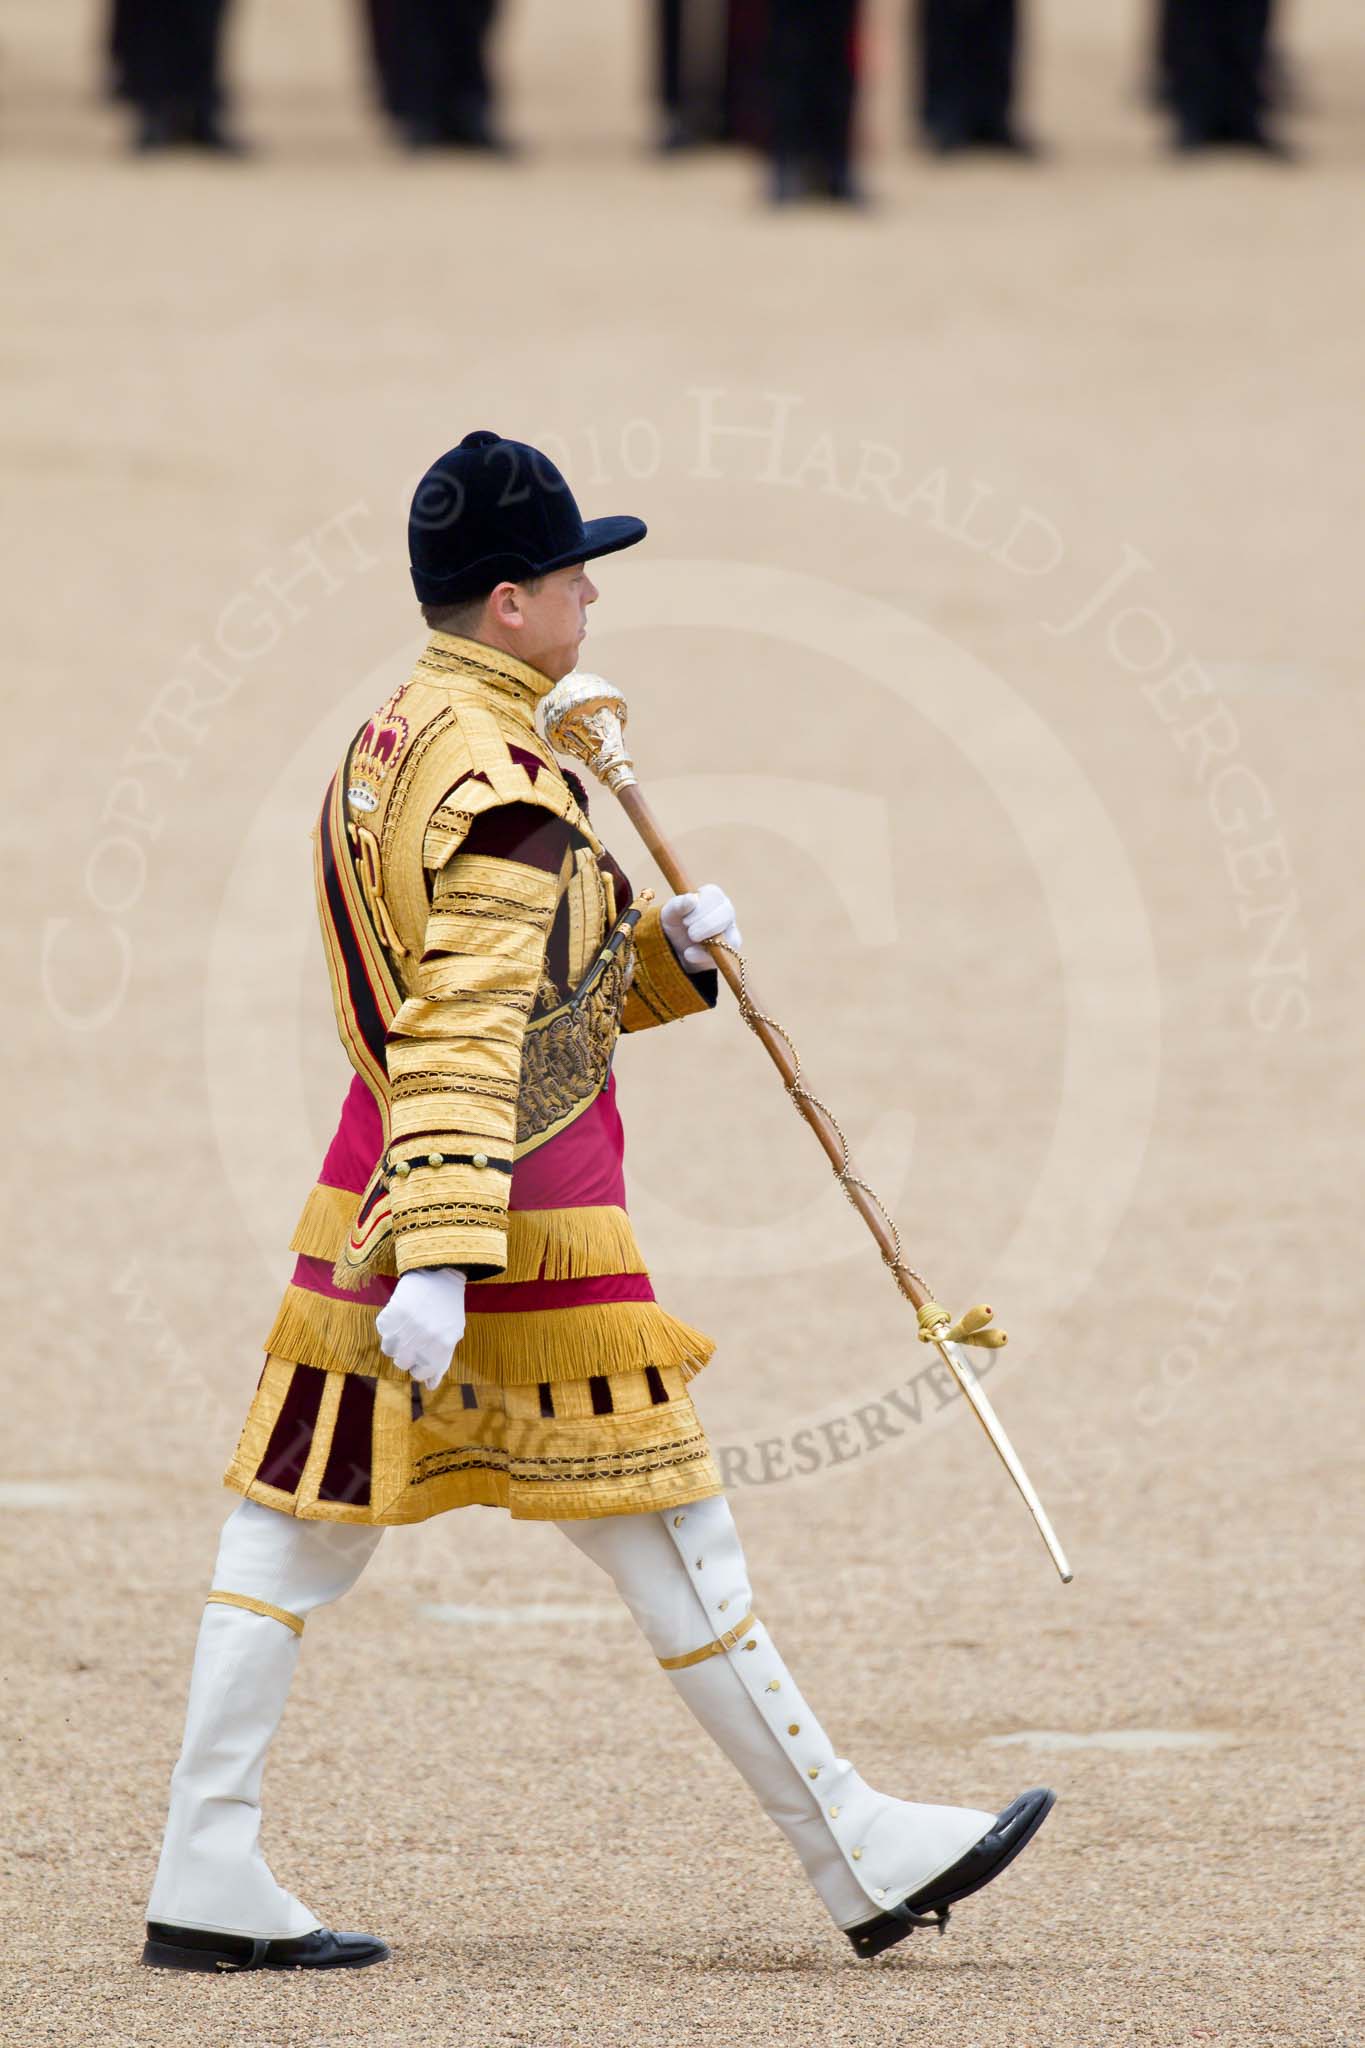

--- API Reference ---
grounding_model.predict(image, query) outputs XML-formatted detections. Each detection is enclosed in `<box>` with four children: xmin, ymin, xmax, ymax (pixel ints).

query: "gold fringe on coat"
<box><xmin>288</xmin><ymin>1182</ymin><xmax>364</xmax><ymax>1260</ymax></box>
<box><xmin>291</xmin><ymin>1180</ymin><xmax>653</xmax><ymax>1289</ymax></box>
<box><xmin>493</xmin><ymin>1204</ymin><xmax>649</xmax><ymax>1283</ymax></box>
<box><xmin>263</xmin><ymin>1278</ymin><xmax>715</xmax><ymax>1390</ymax></box>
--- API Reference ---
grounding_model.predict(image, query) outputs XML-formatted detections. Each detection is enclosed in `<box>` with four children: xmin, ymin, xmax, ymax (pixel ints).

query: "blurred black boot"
<box><xmin>768</xmin><ymin>0</ymin><xmax>862</xmax><ymax>208</ymax></box>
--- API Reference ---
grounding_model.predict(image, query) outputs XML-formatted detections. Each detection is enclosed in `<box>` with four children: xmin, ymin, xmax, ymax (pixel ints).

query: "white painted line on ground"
<box><xmin>418</xmin><ymin>1601</ymin><xmax>624</xmax><ymax>1626</ymax></box>
<box><xmin>0</xmin><ymin>1480</ymin><xmax>106</xmax><ymax>1509</ymax></box>
<box><xmin>984</xmin><ymin>1729</ymin><xmax>1236</xmax><ymax>1752</ymax></box>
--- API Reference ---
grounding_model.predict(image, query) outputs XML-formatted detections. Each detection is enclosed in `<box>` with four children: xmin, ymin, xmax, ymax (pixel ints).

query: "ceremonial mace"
<box><xmin>538</xmin><ymin>674</ymin><xmax>1073</xmax><ymax>1585</ymax></box>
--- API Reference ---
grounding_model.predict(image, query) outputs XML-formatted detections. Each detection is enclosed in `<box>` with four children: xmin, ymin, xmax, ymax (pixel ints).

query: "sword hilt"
<box><xmin>917</xmin><ymin>1300</ymin><xmax>1009</xmax><ymax>1349</ymax></box>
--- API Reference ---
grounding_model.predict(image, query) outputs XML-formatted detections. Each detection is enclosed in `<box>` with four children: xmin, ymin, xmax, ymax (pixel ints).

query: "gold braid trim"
<box><xmin>263</xmin><ymin>1282</ymin><xmax>715</xmax><ymax>1389</ymax></box>
<box><xmin>207</xmin><ymin>1590</ymin><xmax>305</xmax><ymax>1637</ymax></box>
<box><xmin>329</xmin><ymin>1202</ymin><xmax>647</xmax><ymax>1291</ymax></box>
<box><xmin>288</xmin><ymin>1183</ymin><xmax>361</xmax><ymax>1260</ymax></box>
<box><xmin>417</xmin><ymin>633</ymin><xmax>551</xmax><ymax>718</ymax></box>
<box><xmin>620</xmin><ymin>902</ymin><xmax>713</xmax><ymax>1034</ymax></box>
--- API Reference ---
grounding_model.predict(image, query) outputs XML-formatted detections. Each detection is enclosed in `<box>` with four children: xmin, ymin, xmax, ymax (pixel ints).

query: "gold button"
<box><xmin>828</xmin><ymin>1805</ymin><xmax>840</xmax><ymax>1818</ymax></box>
<box><xmin>718</xmin><ymin>1598</ymin><xmax>728</xmax><ymax>1610</ymax></box>
<box><xmin>766</xmin><ymin>1679</ymin><xmax>780</xmax><ymax>1692</ymax></box>
<box><xmin>673</xmin><ymin>1515</ymin><xmax>685</xmax><ymax>1527</ymax></box>
<box><xmin>787</xmin><ymin>1723</ymin><xmax>800</xmax><ymax>1735</ymax></box>
<box><xmin>808</xmin><ymin>1767</ymin><xmax>820</xmax><ymax>1780</ymax></box>
<box><xmin>852</xmin><ymin>1849</ymin><xmax>863</xmax><ymax>1862</ymax></box>
<box><xmin>394</xmin><ymin>1160</ymin><xmax>411</xmax><ymax>1177</ymax></box>
<box><xmin>743</xmin><ymin>1639</ymin><xmax>756</xmax><ymax>1651</ymax></box>
<box><xmin>427</xmin><ymin>1152</ymin><xmax>443</xmax><ymax>1169</ymax></box>
<box><xmin>472</xmin><ymin>1152</ymin><xmax>489</xmax><ymax>1169</ymax></box>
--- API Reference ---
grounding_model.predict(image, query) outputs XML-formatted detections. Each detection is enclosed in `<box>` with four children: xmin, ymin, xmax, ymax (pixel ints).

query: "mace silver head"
<box><xmin>535</xmin><ymin>671</ymin><xmax>638</xmax><ymax>792</ymax></box>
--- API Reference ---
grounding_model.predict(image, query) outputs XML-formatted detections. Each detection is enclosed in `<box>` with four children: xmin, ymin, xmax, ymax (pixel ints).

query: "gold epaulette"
<box><xmin>418</xmin><ymin>701</ymin><xmax>603</xmax><ymax>874</ymax></box>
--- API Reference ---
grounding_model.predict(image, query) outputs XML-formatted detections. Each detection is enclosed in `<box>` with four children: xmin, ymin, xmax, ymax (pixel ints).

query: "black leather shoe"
<box><xmin>846</xmin><ymin>1788</ymin><xmax>1056</xmax><ymax>1959</ymax></box>
<box><xmin>142</xmin><ymin>1922</ymin><xmax>390</xmax><ymax>1972</ymax></box>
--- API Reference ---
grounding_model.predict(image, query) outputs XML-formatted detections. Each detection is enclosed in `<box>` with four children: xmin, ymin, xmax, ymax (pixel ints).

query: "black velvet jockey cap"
<box><xmin>408</xmin><ymin>430</ymin><xmax>647</xmax><ymax>604</ymax></box>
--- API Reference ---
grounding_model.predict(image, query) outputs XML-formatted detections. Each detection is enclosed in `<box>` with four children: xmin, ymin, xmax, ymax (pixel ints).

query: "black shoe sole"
<box><xmin>141</xmin><ymin>1936</ymin><xmax>389</xmax><ymax>1972</ymax></box>
<box><xmin>846</xmin><ymin>1788</ymin><xmax>1056</xmax><ymax>1959</ymax></box>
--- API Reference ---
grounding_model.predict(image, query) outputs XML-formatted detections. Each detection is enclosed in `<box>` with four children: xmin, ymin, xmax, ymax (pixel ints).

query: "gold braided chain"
<box><xmin>709</xmin><ymin>939</ymin><xmax>932</xmax><ymax>1306</ymax></box>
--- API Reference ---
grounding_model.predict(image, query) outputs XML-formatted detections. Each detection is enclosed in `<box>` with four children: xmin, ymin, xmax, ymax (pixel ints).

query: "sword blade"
<box><xmin>933</xmin><ymin>1340</ymin><xmax>1073</xmax><ymax>1583</ymax></box>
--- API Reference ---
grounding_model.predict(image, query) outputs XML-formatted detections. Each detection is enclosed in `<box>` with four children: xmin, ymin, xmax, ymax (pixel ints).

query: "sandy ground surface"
<box><xmin>4</xmin><ymin>3</ymin><xmax>1365</xmax><ymax>2044</ymax></box>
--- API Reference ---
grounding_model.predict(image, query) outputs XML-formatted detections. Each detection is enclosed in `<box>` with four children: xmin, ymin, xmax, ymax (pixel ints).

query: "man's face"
<box><xmin>515</xmin><ymin>563</ymin><xmax>598</xmax><ymax>681</ymax></box>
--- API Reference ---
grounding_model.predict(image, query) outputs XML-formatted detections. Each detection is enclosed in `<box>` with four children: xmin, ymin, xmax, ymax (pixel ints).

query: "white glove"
<box><xmin>375</xmin><ymin>1267</ymin><xmax>466</xmax><ymax>1389</ymax></box>
<box><xmin>661</xmin><ymin>883</ymin><xmax>742</xmax><ymax>971</ymax></box>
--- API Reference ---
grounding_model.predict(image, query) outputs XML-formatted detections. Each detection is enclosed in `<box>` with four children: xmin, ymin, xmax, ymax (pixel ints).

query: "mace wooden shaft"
<box><xmin>615</xmin><ymin>781</ymin><xmax>931</xmax><ymax>1313</ymax></box>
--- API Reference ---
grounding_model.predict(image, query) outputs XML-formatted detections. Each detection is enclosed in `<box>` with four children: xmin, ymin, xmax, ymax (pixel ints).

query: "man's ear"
<box><xmin>488</xmin><ymin>580</ymin><xmax>524</xmax><ymax>628</ymax></box>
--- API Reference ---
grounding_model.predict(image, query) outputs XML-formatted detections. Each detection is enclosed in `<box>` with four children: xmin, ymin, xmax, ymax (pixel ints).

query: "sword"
<box><xmin>923</xmin><ymin>1319</ymin><xmax>1073</xmax><ymax>1584</ymax></box>
<box><xmin>538</xmin><ymin>673</ymin><xmax>1073</xmax><ymax>1585</ymax></box>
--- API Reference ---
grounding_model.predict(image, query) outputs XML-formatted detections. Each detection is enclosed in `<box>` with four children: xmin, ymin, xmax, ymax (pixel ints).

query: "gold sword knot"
<box><xmin>916</xmin><ymin>1300</ymin><xmax>1009</xmax><ymax>1349</ymax></box>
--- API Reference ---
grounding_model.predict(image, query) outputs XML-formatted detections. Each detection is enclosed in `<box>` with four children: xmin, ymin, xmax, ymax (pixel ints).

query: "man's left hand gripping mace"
<box><xmin>538</xmin><ymin>674</ymin><xmax>1072</xmax><ymax>1585</ymax></box>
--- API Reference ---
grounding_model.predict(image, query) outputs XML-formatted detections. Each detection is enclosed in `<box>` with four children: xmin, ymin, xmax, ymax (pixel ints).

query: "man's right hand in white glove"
<box><xmin>375</xmin><ymin>1267</ymin><xmax>466</xmax><ymax>1390</ymax></box>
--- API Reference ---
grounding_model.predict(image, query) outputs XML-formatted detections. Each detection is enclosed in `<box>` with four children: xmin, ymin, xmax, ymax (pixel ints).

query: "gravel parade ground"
<box><xmin>5</xmin><ymin>3</ymin><xmax>1363</xmax><ymax>2044</ymax></box>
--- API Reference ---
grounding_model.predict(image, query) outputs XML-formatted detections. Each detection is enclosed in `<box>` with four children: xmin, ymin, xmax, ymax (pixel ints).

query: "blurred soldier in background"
<box><xmin>358</xmin><ymin>0</ymin><xmax>405</xmax><ymax>123</ymax></box>
<box><xmin>768</xmin><ymin>0</ymin><xmax>862</xmax><ymax>204</ymax></box>
<box><xmin>654</xmin><ymin>0</ymin><xmax>729</xmax><ymax>151</ymax></box>
<box><xmin>106</xmin><ymin>0</ymin><xmax>134</xmax><ymax>102</ymax></box>
<box><xmin>365</xmin><ymin>0</ymin><xmax>511</xmax><ymax>152</ymax></box>
<box><xmin>724</xmin><ymin>0</ymin><xmax>771</xmax><ymax>148</ymax></box>
<box><xmin>1149</xmin><ymin>0</ymin><xmax>1179</xmax><ymax>110</ymax></box>
<box><xmin>914</xmin><ymin>0</ymin><xmax>1036</xmax><ymax>156</ymax></box>
<box><xmin>1159</xmin><ymin>0</ymin><xmax>1285</xmax><ymax>154</ymax></box>
<box><xmin>653</xmin><ymin>3</ymin><xmax>771</xmax><ymax>155</ymax></box>
<box><xmin>112</xmin><ymin>0</ymin><xmax>242</xmax><ymax>153</ymax></box>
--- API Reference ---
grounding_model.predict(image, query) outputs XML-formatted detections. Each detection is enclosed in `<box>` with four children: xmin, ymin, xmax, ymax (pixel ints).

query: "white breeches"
<box><xmin>149</xmin><ymin>1495</ymin><xmax>992</xmax><ymax>1938</ymax></box>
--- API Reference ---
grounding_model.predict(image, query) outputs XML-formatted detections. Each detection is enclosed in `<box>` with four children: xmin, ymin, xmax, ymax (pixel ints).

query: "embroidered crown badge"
<box><xmin>347</xmin><ymin>690</ymin><xmax>410</xmax><ymax>814</ymax></box>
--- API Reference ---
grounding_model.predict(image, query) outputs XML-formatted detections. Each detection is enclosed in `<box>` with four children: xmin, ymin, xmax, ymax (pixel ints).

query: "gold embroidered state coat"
<box><xmin>224</xmin><ymin>633</ymin><xmax>724</xmax><ymax>1525</ymax></box>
